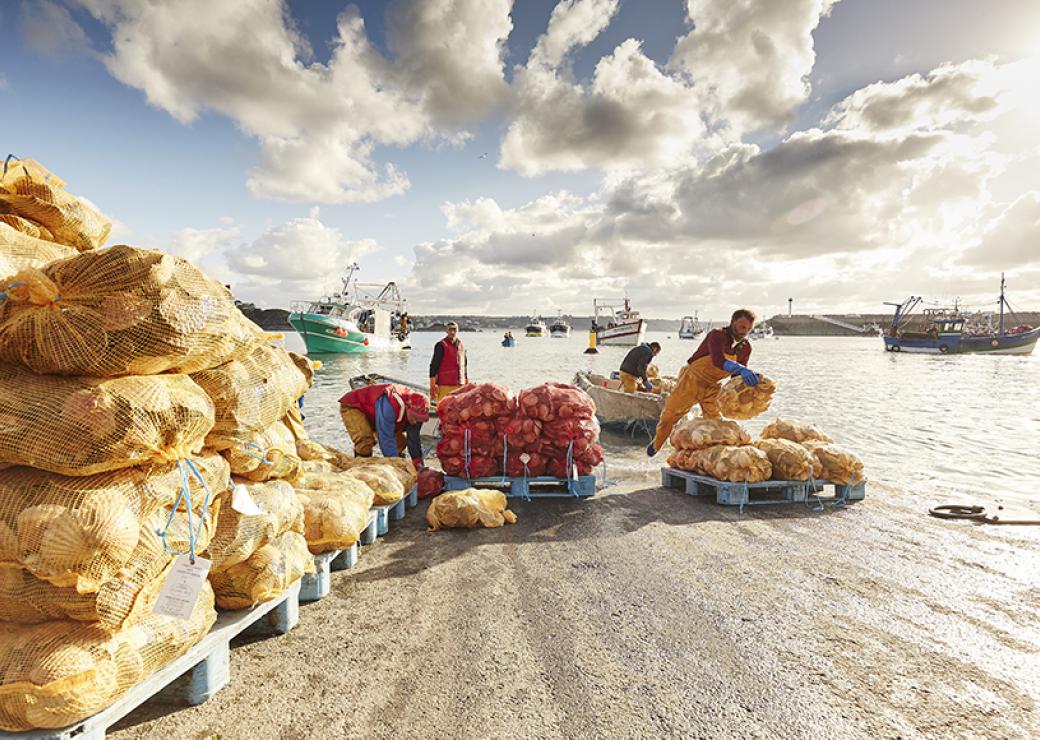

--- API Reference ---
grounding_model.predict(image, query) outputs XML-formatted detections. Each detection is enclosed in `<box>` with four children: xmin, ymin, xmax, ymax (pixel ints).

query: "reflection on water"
<box><xmin>282</xmin><ymin>331</ymin><xmax>1040</xmax><ymax>505</ymax></box>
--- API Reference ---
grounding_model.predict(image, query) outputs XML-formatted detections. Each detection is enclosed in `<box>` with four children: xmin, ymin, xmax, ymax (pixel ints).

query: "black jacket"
<box><xmin>620</xmin><ymin>343</ymin><xmax>654</xmax><ymax>382</ymax></box>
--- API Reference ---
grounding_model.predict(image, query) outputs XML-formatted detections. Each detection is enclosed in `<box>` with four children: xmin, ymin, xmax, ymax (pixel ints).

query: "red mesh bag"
<box><xmin>517</xmin><ymin>383</ymin><xmax>595</xmax><ymax>423</ymax></box>
<box><xmin>417</xmin><ymin>468</ymin><xmax>444</xmax><ymax>499</ymax></box>
<box><xmin>436</xmin><ymin>430</ymin><xmax>503</xmax><ymax>461</ymax></box>
<box><xmin>498</xmin><ymin>416</ymin><xmax>543</xmax><ymax>449</ymax></box>
<box><xmin>545</xmin><ymin>455</ymin><xmax>595</xmax><ymax>478</ymax></box>
<box><xmin>505</xmin><ymin>449</ymin><xmax>547</xmax><ymax>478</ymax></box>
<box><xmin>439</xmin><ymin>454</ymin><xmax>498</xmax><ymax>479</ymax></box>
<box><xmin>436</xmin><ymin>383</ymin><xmax>515</xmax><ymax>425</ymax></box>
<box><xmin>439</xmin><ymin>420</ymin><xmax>499</xmax><ymax>452</ymax></box>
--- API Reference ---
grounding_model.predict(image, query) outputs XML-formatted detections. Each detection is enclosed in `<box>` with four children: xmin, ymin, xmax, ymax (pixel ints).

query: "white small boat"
<box><xmin>749</xmin><ymin>323</ymin><xmax>776</xmax><ymax>340</ymax></box>
<box><xmin>592</xmin><ymin>297</ymin><xmax>646</xmax><ymax>346</ymax></box>
<box><xmin>574</xmin><ymin>370</ymin><xmax>666</xmax><ymax>438</ymax></box>
<box><xmin>525</xmin><ymin>317</ymin><xmax>548</xmax><ymax>337</ymax></box>
<box><xmin>549</xmin><ymin>313</ymin><xmax>571</xmax><ymax>338</ymax></box>
<box><xmin>679</xmin><ymin>312</ymin><xmax>706</xmax><ymax>340</ymax></box>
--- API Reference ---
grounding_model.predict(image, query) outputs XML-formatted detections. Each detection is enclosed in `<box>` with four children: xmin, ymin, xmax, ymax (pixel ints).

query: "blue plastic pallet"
<box><xmin>370</xmin><ymin>485</ymin><xmax>418</xmax><ymax>535</ymax></box>
<box><xmin>661</xmin><ymin>467</ymin><xmax>865</xmax><ymax>510</ymax></box>
<box><xmin>0</xmin><ymin>580</ymin><xmax>302</xmax><ymax>740</ymax></box>
<box><xmin>300</xmin><ymin>510</ymin><xmax>379</xmax><ymax>602</ymax></box>
<box><xmin>443</xmin><ymin>474</ymin><xmax>597</xmax><ymax>500</ymax></box>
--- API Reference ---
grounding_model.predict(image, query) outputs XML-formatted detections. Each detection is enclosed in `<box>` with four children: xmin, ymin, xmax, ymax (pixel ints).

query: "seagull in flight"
<box><xmin>478</xmin><ymin>152</ymin><xmax>488</xmax><ymax>159</ymax></box>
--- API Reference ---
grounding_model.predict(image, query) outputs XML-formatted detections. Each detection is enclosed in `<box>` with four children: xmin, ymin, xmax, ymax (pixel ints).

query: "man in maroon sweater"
<box><xmin>648</xmin><ymin>308</ymin><xmax>761</xmax><ymax>456</ymax></box>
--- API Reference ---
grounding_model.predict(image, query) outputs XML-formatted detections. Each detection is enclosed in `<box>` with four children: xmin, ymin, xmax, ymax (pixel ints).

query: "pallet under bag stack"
<box><xmin>0</xmin><ymin>158</ymin><xmax>289</xmax><ymax>733</ymax></box>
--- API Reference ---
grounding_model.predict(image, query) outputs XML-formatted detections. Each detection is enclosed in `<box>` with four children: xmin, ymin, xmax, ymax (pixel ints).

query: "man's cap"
<box><xmin>446</xmin><ymin>321</ymin><xmax>459</xmax><ymax>329</ymax></box>
<box><xmin>406</xmin><ymin>394</ymin><xmax>430</xmax><ymax>421</ymax></box>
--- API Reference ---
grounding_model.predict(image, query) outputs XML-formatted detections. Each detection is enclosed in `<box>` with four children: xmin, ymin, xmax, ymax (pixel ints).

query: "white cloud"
<box><xmin>959</xmin><ymin>192</ymin><xmax>1040</xmax><ymax>268</ymax></box>
<box><xmin>669</xmin><ymin>0</ymin><xmax>838</xmax><ymax>134</ymax></box>
<box><xmin>20</xmin><ymin>0</ymin><xmax>92</xmax><ymax>58</ymax></box>
<box><xmin>529</xmin><ymin>0</ymin><xmax>619</xmax><ymax>68</ymax></box>
<box><xmin>165</xmin><ymin>224</ymin><xmax>241</xmax><ymax>264</ymax></box>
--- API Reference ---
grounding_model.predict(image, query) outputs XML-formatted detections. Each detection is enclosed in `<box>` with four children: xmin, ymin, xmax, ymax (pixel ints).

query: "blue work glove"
<box><xmin>642</xmin><ymin>379</ymin><xmax>653</xmax><ymax>391</ymax></box>
<box><xmin>722</xmin><ymin>359</ymin><xmax>760</xmax><ymax>387</ymax></box>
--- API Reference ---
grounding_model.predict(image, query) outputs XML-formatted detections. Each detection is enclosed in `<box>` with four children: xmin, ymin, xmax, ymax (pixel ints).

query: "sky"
<box><xmin>1</xmin><ymin>0</ymin><xmax>1039</xmax><ymax>320</ymax></box>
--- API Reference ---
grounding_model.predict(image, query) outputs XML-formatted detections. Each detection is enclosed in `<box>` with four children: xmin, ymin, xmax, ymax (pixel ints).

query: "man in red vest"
<box><xmin>338</xmin><ymin>383</ymin><xmax>430</xmax><ymax>468</ymax></box>
<box><xmin>429</xmin><ymin>321</ymin><xmax>468</xmax><ymax>401</ymax></box>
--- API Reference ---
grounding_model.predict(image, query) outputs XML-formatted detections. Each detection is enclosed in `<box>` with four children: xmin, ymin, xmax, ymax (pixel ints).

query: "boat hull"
<box><xmin>596</xmin><ymin>320</ymin><xmax>646</xmax><ymax>346</ymax></box>
<box><xmin>574</xmin><ymin>372</ymin><xmax>664</xmax><ymax>436</ymax></box>
<box><xmin>550</xmin><ymin>329</ymin><xmax>571</xmax><ymax>338</ymax></box>
<box><xmin>288</xmin><ymin>313</ymin><xmax>409</xmax><ymax>354</ymax></box>
<box><xmin>883</xmin><ymin>328</ymin><xmax>1040</xmax><ymax>355</ymax></box>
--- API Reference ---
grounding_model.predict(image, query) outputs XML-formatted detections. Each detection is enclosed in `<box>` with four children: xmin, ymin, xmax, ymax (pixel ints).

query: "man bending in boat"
<box><xmin>338</xmin><ymin>383</ymin><xmax>430</xmax><ymax>468</ymax></box>
<box><xmin>429</xmin><ymin>321</ymin><xmax>468</xmax><ymax>401</ymax></box>
<box><xmin>646</xmin><ymin>308</ymin><xmax>761</xmax><ymax>457</ymax></box>
<box><xmin>619</xmin><ymin>341</ymin><xmax>661</xmax><ymax>393</ymax></box>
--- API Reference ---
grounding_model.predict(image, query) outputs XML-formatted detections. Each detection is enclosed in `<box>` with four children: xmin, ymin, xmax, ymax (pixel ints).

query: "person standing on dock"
<box><xmin>338</xmin><ymin>383</ymin><xmax>430</xmax><ymax>468</ymax></box>
<box><xmin>429</xmin><ymin>321</ymin><xmax>468</xmax><ymax>401</ymax></box>
<box><xmin>647</xmin><ymin>308</ymin><xmax>761</xmax><ymax>456</ymax></box>
<box><xmin>619</xmin><ymin>341</ymin><xmax>661</xmax><ymax>393</ymax></box>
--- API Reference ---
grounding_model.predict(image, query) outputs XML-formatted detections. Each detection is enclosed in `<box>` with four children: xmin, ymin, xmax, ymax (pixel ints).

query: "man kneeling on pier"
<box><xmin>647</xmin><ymin>308</ymin><xmax>761</xmax><ymax>457</ymax></box>
<box><xmin>338</xmin><ymin>383</ymin><xmax>430</xmax><ymax>468</ymax></box>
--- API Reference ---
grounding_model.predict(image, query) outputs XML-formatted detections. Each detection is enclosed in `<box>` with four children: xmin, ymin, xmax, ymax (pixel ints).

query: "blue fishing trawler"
<box><xmin>883</xmin><ymin>275</ymin><xmax>1039</xmax><ymax>355</ymax></box>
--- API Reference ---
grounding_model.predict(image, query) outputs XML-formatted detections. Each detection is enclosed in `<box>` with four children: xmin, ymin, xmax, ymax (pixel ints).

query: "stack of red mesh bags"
<box><xmin>436</xmin><ymin>382</ymin><xmax>603</xmax><ymax>479</ymax></box>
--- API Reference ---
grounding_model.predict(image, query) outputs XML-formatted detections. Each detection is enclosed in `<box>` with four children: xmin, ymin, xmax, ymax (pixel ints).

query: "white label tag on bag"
<box><xmin>571</xmin><ymin>463</ymin><xmax>579</xmax><ymax>480</ymax></box>
<box><xmin>231</xmin><ymin>483</ymin><xmax>264</xmax><ymax>516</ymax></box>
<box><xmin>154</xmin><ymin>555</ymin><xmax>211</xmax><ymax>620</ymax></box>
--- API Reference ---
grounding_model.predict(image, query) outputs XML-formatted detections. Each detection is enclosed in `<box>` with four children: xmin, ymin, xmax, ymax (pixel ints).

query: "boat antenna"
<box><xmin>999</xmin><ymin>273</ymin><xmax>1005</xmax><ymax>336</ymax></box>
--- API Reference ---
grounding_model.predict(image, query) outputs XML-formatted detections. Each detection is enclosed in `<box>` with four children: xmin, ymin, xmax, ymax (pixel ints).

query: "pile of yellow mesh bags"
<box><xmin>717</xmin><ymin>375</ymin><xmax>777</xmax><ymax>419</ymax></box>
<box><xmin>667</xmin><ymin>416</ymin><xmax>865</xmax><ymax>486</ymax></box>
<box><xmin>0</xmin><ymin>157</ymin><xmax>314</xmax><ymax>731</ymax></box>
<box><xmin>426</xmin><ymin>489</ymin><xmax>517</xmax><ymax>531</ymax></box>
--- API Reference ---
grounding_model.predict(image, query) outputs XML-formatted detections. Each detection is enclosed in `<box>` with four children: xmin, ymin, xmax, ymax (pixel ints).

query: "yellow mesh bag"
<box><xmin>0</xmin><ymin>157</ymin><xmax>111</xmax><ymax>251</ymax></box>
<box><xmin>753</xmin><ymin>438</ymin><xmax>818</xmax><ymax>481</ymax></box>
<box><xmin>801</xmin><ymin>442</ymin><xmax>864</xmax><ymax>485</ymax></box>
<box><xmin>0</xmin><ymin>223</ymin><xmax>76</xmax><ymax>279</ymax></box>
<box><xmin>296</xmin><ymin>483</ymin><xmax>373</xmax><ymax>554</ymax></box>
<box><xmin>204</xmin><ymin>479</ymin><xmax>304</xmax><ymax>573</ymax></box>
<box><xmin>208</xmin><ymin>530</ymin><xmax>313</xmax><ymax>610</ymax></box>
<box><xmin>0</xmin><ymin>246</ymin><xmax>265</xmax><ymax>377</ymax></box>
<box><xmin>222</xmin><ymin>420</ymin><xmax>302</xmax><ymax>483</ymax></box>
<box><xmin>0</xmin><ymin>505</ymin><xmax>215</xmax><ymax>630</ymax></box>
<box><xmin>300</xmin><ymin>459</ymin><xmax>335</xmax><ymax>474</ymax></box>
<box><xmin>717</xmin><ymin>375</ymin><xmax>777</xmax><ymax>420</ymax></box>
<box><xmin>0</xmin><ymin>365</ymin><xmax>214</xmax><ymax>476</ymax></box>
<box><xmin>0</xmin><ymin>581</ymin><xmax>216</xmax><ymax>731</ymax></box>
<box><xmin>296</xmin><ymin>439</ymin><xmax>330</xmax><ymax>463</ymax></box>
<box><xmin>760</xmin><ymin>418</ymin><xmax>833</xmax><ymax>444</ymax></box>
<box><xmin>668</xmin><ymin>418</ymin><xmax>750</xmax><ymax>451</ymax></box>
<box><xmin>332</xmin><ymin>457</ymin><xmax>417</xmax><ymax>493</ymax></box>
<box><xmin>0</xmin><ymin>453</ymin><xmax>228</xmax><ymax>592</ymax></box>
<box><xmin>672</xmin><ymin>445</ymin><xmax>772</xmax><ymax>482</ymax></box>
<box><xmin>191</xmin><ymin>343</ymin><xmax>311</xmax><ymax>451</ymax></box>
<box><xmin>426</xmin><ymin>489</ymin><xmax>517</xmax><ymax>531</ymax></box>
<box><xmin>342</xmin><ymin>466</ymin><xmax>404</xmax><ymax>506</ymax></box>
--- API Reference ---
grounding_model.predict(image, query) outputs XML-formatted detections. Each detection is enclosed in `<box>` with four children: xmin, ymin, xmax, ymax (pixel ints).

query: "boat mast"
<box><xmin>999</xmin><ymin>272</ymin><xmax>1005</xmax><ymax>336</ymax></box>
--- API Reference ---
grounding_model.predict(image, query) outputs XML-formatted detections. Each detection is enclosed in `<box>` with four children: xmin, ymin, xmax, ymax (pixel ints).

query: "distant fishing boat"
<box><xmin>749</xmin><ymin>323</ymin><xmax>776</xmax><ymax>340</ymax></box>
<box><xmin>502</xmin><ymin>332</ymin><xmax>516</xmax><ymax>347</ymax></box>
<box><xmin>678</xmin><ymin>313</ymin><xmax>704</xmax><ymax>340</ymax></box>
<box><xmin>883</xmin><ymin>275</ymin><xmax>1039</xmax><ymax>355</ymax></box>
<box><xmin>525</xmin><ymin>316</ymin><xmax>548</xmax><ymax>337</ymax></box>
<box><xmin>288</xmin><ymin>263</ymin><xmax>410</xmax><ymax>354</ymax></box>
<box><xmin>549</xmin><ymin>313</ymin><xmax>571</xmax><ymax>338</ymax></box>
<box><xmin>592</xmin><ymin>297</ymin><xmax>646</xmax><ymax>346</ymax></box>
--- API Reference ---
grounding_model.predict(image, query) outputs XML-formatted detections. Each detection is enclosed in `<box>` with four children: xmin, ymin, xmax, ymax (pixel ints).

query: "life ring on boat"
<box><xmin>938</xmin><ymin>344</ymin><xmax>949</xmax><ymax>353</ymax></box>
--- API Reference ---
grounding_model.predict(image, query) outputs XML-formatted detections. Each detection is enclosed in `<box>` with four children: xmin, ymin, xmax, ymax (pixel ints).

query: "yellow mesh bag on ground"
<box><xmin>296</xmin><ymin>485</ymin><xmax>373</xmax><ymax>554</ymax></box>
<box><xmin>0</xmin><ymin>158</ymin><xmax>111</xmax><ymax>251</ymax></box>
<box><xmin>669</xmin><ymin>418</ymin><xmax>750</xmax><ymax>450</ymax></box>
<box><xmin>0</xmin><ymin>581</ymin><xmax>216</xmax><ymax>731</ymax></box>
<box><xmin>208</xmin><ymin>530</ymin><xmax>312</xmax><ymax>610</ymax></box>
<box><xmin>0</xmin><ymin>453</ymin><xmax>228</xmax><ymax>592</ymax></box>
<box><xmin>753</xmin><ymin>438</ymin><xmax>818</xmax><ymax>481</ymax></box>
<box><xmin>0</xmin><ymin>246</ymin><xmax>265</xmax><ymax>377</ymax></box>
<box><xmin>801</xmin><ymin>442</ymin><xmax>865</xmax><ymax>484</ymax></box>
<box><xmin>760</xmin><ymin>418</ymin><xmax>833</xmax><ymax>444</ymax></box>
<box><xmin>676</xmin><ymin>445</ymin><xmax>772</xmax><ymax>482</ymax></box>
<box><xmin>0</xmin><ymin>505</ymin><xmax>215</xmax><ymax>630</ymax></box>
<box><xmin>426</xmin><ymin>489</ymin><xmax>517</xmax><ymax>531</ymax></box>
<box><xmin>332</xmin><ymin>457</ymin><xmax>417</xmax><ymax>492</ymax></box>
<box><xmin>205</xmin><ymin>480</ymin><xmax>304</xmax><ymax>573</ymax></box>
<box><xmin>222</xmin><ymin>420</ymin><xmax>302</xmax><ymax>483</ymax></box>
<box><xmin>0</xmin><ymin>223</ymin><xmax>76</xmax><ymax>279</ymax></box>
<box><xmin>717</xmin><ymin>375</ymin><xmax>777</xmax><ymax>420</ymax></box>
<box><xmin>191</xmin><ymin>343</ymin><xmax>311</xmax><ymax>451</ymax></box>
<box><xmin>0</xmin><ymin>365</ymin><xmax>214</xmax><ymax>476</ymax></box>
<box><xmin>342</xmin><ymin>466</ymin><xmax>405</xmax><ymax>505</ymax></box>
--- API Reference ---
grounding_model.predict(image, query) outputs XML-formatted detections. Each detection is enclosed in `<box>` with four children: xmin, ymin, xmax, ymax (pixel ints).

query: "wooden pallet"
<box><xmin>300</xmin><ymin>511</ymin><xmax>379</xmax><ymax>602</ymax></box>
<box><xmin>661</xmin><ymin>467</ymin><xmax>865</xmax><ymax>511</ymax></box>
<box><xmin>443</xmin><ymin>474</ymin><xmax>597</xmax><ymax>499</ymax></box>
<box><xmin>0</xmin><ymin>580</ymin><xmax>302</xmax><ymax>740</ymax></box>
<box><xmin>370</xmin><ymin>485</ymin><xmax>418</xmax><ymax>536</ymax></box>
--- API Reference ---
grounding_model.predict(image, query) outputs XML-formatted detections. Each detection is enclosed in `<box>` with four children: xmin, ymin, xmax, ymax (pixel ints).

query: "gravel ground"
<box><xmin>112</xmin><ymin>477</ymin><xmax>1040</xmax><ymax>739</ymax></box>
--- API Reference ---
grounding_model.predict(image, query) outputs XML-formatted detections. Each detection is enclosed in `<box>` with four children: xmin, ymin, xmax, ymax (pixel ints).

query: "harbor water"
<box><xmin>283</xmin><ymin>331</ymin><xmax>1040</xmax><ymax>505</ymax></box>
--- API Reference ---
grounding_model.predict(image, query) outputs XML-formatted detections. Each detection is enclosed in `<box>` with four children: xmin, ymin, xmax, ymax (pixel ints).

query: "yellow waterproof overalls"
<box><xmin>652</xmin><ymin>350</ymin><xmax>737</xmax><ymax>452</ymax></box>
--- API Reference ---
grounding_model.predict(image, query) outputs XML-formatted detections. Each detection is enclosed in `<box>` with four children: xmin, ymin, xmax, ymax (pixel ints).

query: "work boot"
<box><xmin>645</xmin><ymin>441</ymin><xmax>656</xmax><ymax>457</ymax></box>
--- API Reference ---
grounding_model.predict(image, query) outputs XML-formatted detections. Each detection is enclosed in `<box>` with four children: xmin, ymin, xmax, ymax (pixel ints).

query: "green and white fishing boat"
<box><xmin>288</xmin><ymin>263</ymin><xmax>411</xmax><ymax>354</ymax></box>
